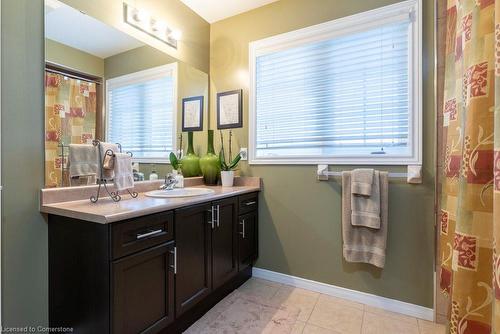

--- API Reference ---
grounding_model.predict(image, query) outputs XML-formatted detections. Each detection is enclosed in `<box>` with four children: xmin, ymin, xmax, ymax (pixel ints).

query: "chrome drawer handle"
<box><xmin>136</xmin><ymin>229</ymin><xmax>163</xmax><ymax>239</ymax></box>
<box><xmin>207</xmin><ymin>207</ymin><xmax>215</xmax><ymax>229</ymax></box>
<box><xmin>169</xmin><ymin>247</ymin><xmax>177</xmax><ymax>274</ymax></box>
<box><xmin>216</xmin><ymin>205</ymin><xmax>220</xmax><ymax>228</ymax></box>
<box><xmin>244</xmin><ymin>201</ymin><xmax>256</xmax><ymax>206</ymax></box>
<box><xmin>239</xmin><ymin>219</ymin><xmax>245</xmax><ymax>239</ymax></box>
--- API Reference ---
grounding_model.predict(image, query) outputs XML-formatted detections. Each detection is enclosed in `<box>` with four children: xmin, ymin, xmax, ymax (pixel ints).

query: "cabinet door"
<box><xmin>238</xmin><ymin>211</ymin><xmax>258</xmax><ymax>271</ymax></box>
<box><xmin>175</xmin><ymin>203</ymin><xmax>212</xmax><ymax>316</ymax></box>
<box><xmin>211</xmin><ymin>197</ymin><xmax>238</xmax><ymax>289</ymax></box>
<box><xmin>112</xmin><ymin>242</ymin><xmax>175</xmax><ymax>334</ymax></box>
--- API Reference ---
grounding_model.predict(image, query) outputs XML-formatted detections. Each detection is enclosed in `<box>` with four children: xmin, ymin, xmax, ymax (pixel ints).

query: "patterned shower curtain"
<box><xmin>44</xmin><ymin>71</ymin><xmax>97</xmax><ymax>187</ymax></box>
<box><xmin>439</xmin><ymin>0</ymin><xmax>499</xmax><ymax>333</ymax></box>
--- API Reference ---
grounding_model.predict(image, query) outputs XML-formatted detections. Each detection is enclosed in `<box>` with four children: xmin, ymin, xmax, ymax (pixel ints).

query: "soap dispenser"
<box><xmin>149</xmin><ymin>165</ymin><xmax>159</xmax><ymax>181</ymax></box>
<box><xmin>173</xmin><ymin>169</ymin><xmax>184</xmax><ymax>188</ymax></box>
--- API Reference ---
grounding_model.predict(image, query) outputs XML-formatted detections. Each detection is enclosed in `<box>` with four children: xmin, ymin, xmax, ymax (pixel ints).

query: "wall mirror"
<box><xmin>44</xmin><ymin>0</ymin><xmax>208</xmax><ymax>188</ymax></box>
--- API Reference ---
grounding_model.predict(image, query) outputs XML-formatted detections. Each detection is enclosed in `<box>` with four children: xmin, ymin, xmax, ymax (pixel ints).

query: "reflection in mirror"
<box><xmin>44</xmin><ymin>0</ymin><xmax>208</xmax><ymax>188</ymax></box>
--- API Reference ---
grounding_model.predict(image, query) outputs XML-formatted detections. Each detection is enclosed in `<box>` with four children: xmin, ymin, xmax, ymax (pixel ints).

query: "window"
<box><xmin>249</xmin><ymin>0</ymin><xmax>421</xmax><ymax>165</ymax></box>
<box><xmin>106</xmin><ymin>63</ymin><xmax>177</xmax><ymax>162</ymax></box>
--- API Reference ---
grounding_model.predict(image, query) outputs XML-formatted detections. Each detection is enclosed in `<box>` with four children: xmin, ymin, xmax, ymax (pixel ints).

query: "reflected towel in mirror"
<box><xmin>68</xmin><ymin>144</ymin><xmax>98</xmax><ymax>184</ymax></box>
<box><xmin>113</xmin><ymin>153</ymin><xmax>134</xmax><ymax>191</ymax></box>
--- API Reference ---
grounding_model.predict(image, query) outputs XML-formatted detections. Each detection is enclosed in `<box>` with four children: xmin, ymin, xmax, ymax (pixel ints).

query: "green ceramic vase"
<box><xmin>181</xmin><ymin>132</ymin><xmax>201</xmax><ymax>177</ymax></box>
<box><xmin>199</xmin><ymin>130</ymin><xmax>221</xmax><ymax>185</ymax></box>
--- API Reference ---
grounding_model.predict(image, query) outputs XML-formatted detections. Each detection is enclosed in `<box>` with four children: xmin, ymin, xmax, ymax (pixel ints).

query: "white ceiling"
<box><xmin>45</xmin><ymin>0</ymin><xmax>144</xmax><ymax>58</ymax></box>
<box><xmin>180</xmin><ymin>0</ymin><xmax>279</xmax><ymax>23</ymax></box>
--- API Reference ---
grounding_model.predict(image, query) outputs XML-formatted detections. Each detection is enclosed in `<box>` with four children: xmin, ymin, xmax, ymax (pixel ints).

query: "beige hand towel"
<box><xmin>113</xmin><ymin>153</ymin><xmax>134</xmax><ymax>191</ymax></box>
<box><xmin>351</xmin><ymin>168</ymin><xmax>374</xmax><ymax>196</ymax></box>
<box><xmin>342</xmin><ymin>171</ymin><xmax>388</xmax><ymax>268</ymax></box>
<box><xmin>68</xmin><ymin>144</ymin><xmax>98</xmax><ymax>179</ymax></box>
<box><xmin>98</xmin><ymin>142</ymin><xmax>119</xmax><ymax>180</ymax></box>
<box><xmin>351</xmin><ymin>170</ymin><xmax>381</xmax><ymax>229</ymax></box>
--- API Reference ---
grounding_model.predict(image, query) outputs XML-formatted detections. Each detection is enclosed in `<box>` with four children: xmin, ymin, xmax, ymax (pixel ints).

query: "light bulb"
<box><xmin>171</xmin><ymin>29</ymin><xmax>182</xmax><ymax>40</ymax></box>
<box><xmin>137</xmin><ymin>9</ymin><xmax>150</xmax><ymax>22</ymax></box>
<box><xmin>153</xmin><ymin>20</ymin><xmax>167</xmax><ymax>32</ymax></box>
<box><xmin>131</xmin><ymin>8</ymin><xmax>140</xmax><ymax>22</ymax></box>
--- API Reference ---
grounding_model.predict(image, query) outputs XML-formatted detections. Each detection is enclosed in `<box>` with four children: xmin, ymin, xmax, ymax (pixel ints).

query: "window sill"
<box><xmin>133</xmin><ymin>158</ymin><xmax>171</xmax><ymax>164</ymax></box>
<box><xmin>248</xmin><ymin>157</ymin><xmax>422</xmax><ymax>166</ymax></box>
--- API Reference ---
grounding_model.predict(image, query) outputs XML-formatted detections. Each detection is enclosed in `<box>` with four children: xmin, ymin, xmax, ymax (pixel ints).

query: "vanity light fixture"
<box><xmin>123</xmin><ymin>2</ymin><xmax>180</xmax><ymax>49</ymax></box>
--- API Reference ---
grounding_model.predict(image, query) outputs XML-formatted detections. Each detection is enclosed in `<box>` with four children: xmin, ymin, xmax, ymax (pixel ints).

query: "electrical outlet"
<box><xmin>239</xmin><ymin>148</ymin><xmax>248</xmax><ymax>161</ymax></box>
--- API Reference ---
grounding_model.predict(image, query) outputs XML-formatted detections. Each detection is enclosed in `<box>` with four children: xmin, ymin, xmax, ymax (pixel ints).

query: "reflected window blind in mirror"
<box><xmin>106</xmin><ymin>64</ymin><xmax>177</xmax><ymax>161</ymax></box>
<box><xmin>249</xmin><ymin>0</ymin><xmax>421</xmax><ymax>164</ymax></box>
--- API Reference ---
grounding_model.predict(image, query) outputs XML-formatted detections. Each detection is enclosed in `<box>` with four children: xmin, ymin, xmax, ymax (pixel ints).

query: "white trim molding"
<box><xmin>248</xmin><ymin>0</ymin><xmax>422</xmax><ymax>165</ymax></box>
<box><xmin>252</xmin><ymin>267</ymin><xmax>434</xmax><ymax>321</ymax></box>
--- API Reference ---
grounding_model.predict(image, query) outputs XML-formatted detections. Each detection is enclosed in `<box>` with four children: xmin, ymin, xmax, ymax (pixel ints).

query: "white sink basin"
<box><xmin>144</xmin><ymin>188</ymin><xmax>215</xmax><ymax>198</ymax></box>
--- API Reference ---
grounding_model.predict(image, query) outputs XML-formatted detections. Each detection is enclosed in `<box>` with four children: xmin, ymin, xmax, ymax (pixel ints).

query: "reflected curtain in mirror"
<box><xmin>44</xmin><ymin>71</ymin><xmax>97</xmax><ymax>187</ymax></box>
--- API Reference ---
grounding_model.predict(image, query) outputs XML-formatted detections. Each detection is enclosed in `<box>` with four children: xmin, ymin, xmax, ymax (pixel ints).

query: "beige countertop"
<box><xmin>40</xmin><ymin>177</ymin><xmax>261</xmax><ymax>224</ymax></box>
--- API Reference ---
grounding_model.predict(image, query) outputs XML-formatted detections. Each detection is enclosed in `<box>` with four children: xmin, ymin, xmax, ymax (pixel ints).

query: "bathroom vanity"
<box><xmin>41</xmin><ymin>178</ymin><xmax>260</xmax><ymax>334</ymax></box>
<box><xmin>40</xmin><ymin>1</ymin><xmax>259</xmax><ymax>332</ymax></box>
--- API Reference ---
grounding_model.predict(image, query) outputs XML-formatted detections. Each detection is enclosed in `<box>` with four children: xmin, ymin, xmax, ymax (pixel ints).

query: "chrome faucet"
<box><xmin>160</xmin><ymin>173</ymin><xmax>178</xmax><ymax>190</ymax></box>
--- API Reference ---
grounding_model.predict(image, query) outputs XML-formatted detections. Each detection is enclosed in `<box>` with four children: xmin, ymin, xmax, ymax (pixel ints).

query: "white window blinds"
<box><xmin>107</xmin><ymin>64</ymin><xmax>176</xmax><ymax>160</ymax></box>
<box><xmin>250</xmin><ymin>1</ymin><xmax>421</xmax><ymax>165</ymax></box>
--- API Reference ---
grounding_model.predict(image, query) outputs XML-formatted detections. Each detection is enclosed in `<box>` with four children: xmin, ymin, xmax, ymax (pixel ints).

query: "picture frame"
<box><xmin>182</xmin><ymin>95</ymin><xmax>204</xmax><ymax>131</ymax></box>
<box><xmin>217</xmin><ymin>89</ymin><xmax>243</xmax><ymax>129</ymax></box>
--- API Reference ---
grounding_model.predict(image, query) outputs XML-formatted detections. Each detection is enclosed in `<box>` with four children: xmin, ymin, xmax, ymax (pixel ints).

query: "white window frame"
<box><xmin>248</xmin><ymin>0</ymin><xmax>422</xmax><ymax>165</ymax></box>
<box><xmin>105</xmin><ymin>63</ymin><xmax>178</xmax><ymax>163</ymax></box>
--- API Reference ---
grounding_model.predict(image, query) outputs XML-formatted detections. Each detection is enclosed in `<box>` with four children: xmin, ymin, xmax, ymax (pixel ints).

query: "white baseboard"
<box><xmin>252</xmin><ymin>267</ymin><xmax>434</xmax><ymax>321</ymax></box>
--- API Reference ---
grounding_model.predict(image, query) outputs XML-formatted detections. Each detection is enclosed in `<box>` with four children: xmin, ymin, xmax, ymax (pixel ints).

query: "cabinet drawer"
<box><xmin>238</xmin><ymin>193</ymin><xmax>258</xmax><ymax>215</ymax></box>
<box><xmin>112</xmin><ymin>212</ymin><xmax>174</xmax><ymax>259</ymax></box>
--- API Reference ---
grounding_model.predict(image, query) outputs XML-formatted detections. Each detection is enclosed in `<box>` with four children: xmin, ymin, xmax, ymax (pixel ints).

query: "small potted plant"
<box><xmin>168</xmin><ymin>134</ymin><xmax>184</xmax><ymax>187</ymax></box>
<box><xmin>219</xmin><ymin>130</ymin><xmax>241</xmax><ymax>187</ymax></box>
<box><xmin>169</xmin><ymin>133</ymin><xmax>183</xmax><ymax>172</ymax></box>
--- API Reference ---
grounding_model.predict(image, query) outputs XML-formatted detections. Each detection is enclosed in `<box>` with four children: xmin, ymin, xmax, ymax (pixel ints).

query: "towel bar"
<box><xmin>317</xmin><ymin>164</ymin><xmax>408</xmax><ymax>181</ymax></box>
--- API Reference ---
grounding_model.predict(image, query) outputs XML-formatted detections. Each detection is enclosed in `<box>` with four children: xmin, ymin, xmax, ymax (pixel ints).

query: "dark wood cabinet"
<box><xmin>238</xmin><ymin>210</ymin><xmax>258</xmax><ymax>271</ymax></box>
<box><xmin>211</xmin><ymin>197</ymin><xmax>238</xmax><ymax>289</ymax></box>
<box><xmin>174</xmin><ymin>203</ymin><xmax>212</xmax><ymax>316</ymax></box>
<box><xmin>49</xmin><ymin>218</ymin><xmax>110</xmax><ymax>334</ymax></box>
<box><xmin>112</xmin><ymin>242</ymin><xmax>175</xmax><ymax>334</ymax></box>
<box><xmin>49</xmin><ymin>192</ymin><xmax>259</xmax><ymax>334</ymax></box>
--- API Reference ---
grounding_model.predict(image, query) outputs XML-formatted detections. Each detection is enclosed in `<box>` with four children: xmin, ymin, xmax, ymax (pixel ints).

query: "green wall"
<box><xmin>210</xmin><ymin>0</ymin><xmax>436</xmax><ymax>307</ymax></box>
<box><xmin>45</xmin><ymin>38</ymin><xmax>104</xmax><ymax>77</ymax></box>
<box><xmin>1</xmin><ymin>0</ymin><xmax>48</xmax><ymax>328</ymax></box>
<box><xmin>104</xmin><ymin>45</ymin><xmax>177</xmax><ymax>79</ymax></box>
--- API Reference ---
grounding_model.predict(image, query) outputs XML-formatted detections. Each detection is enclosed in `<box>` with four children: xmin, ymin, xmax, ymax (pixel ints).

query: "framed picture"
<box><xmin>182</xmin><ymin>96</ymin><xmax>204</xmax><ymax>131</ymax></box>
<box><xmin>217</xmin><ymin>89</ymin><xmax>242</xmax><ymax>129</ymax></box>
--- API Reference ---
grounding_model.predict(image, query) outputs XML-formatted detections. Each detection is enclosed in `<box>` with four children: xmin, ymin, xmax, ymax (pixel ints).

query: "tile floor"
<box><xmin>189</xmin><ymin>277</ymin><xmax>446</xmax><ymax>334</ymax></box>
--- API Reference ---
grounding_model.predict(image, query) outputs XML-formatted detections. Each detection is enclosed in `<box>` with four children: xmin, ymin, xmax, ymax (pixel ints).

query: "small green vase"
<box><xmin>199</xmin><ymin>130</ymin><xmax>221</xmax><ymax>185</ymax></box>
<box><xmin>181</xmin><ymin>132</ymin><xmax>201</xmax><ymax>177</ymax></box>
